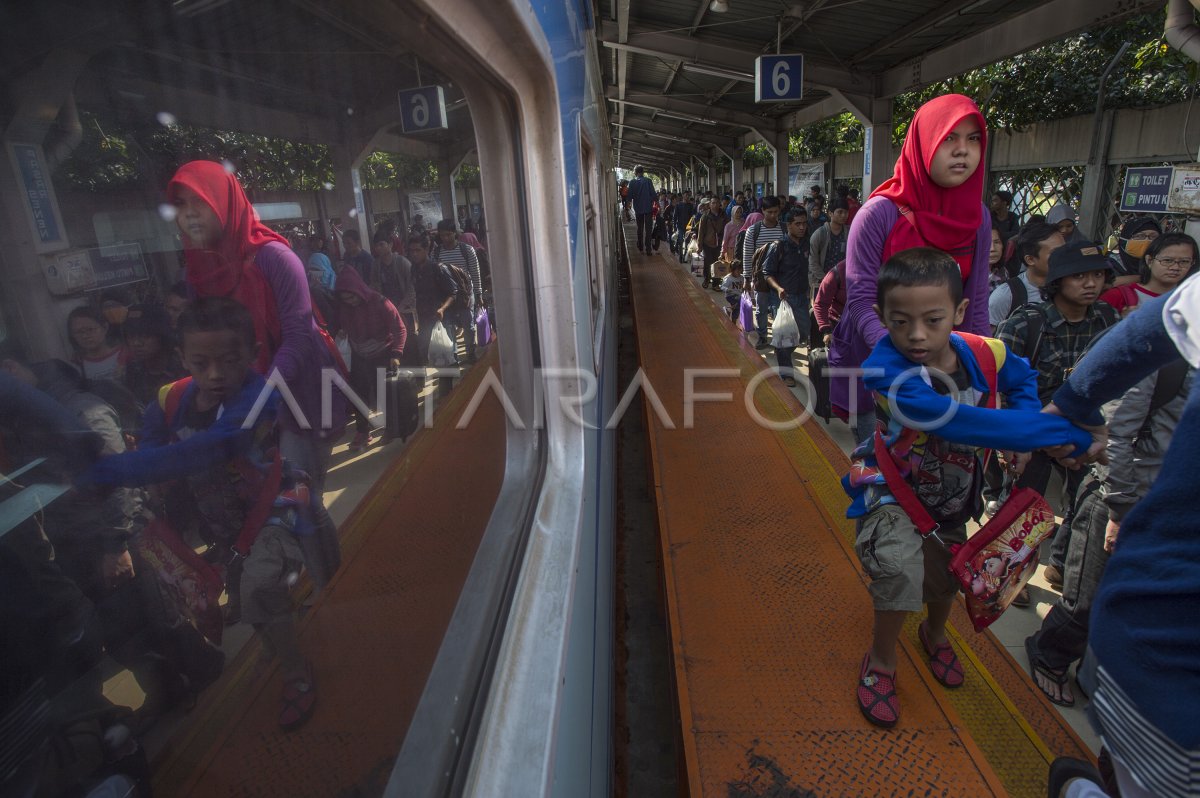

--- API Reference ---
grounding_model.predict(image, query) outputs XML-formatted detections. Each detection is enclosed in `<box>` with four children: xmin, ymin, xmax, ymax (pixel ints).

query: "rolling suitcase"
<box><xmin>808</xmin><ymin>347</ymin><xmax>832</xmax><ymax>422</ymax></box>
<box><xmin>384</xmin><ymin>368</ymin><xmax>420</xmax><ymax>442</ymax></box>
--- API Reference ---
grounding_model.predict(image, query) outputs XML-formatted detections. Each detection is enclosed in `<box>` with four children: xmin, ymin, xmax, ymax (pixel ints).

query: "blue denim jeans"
<box><xmin>755</xmin><ymin>290</ymin><xmax>779</xmax><ymax>342</ymax></box>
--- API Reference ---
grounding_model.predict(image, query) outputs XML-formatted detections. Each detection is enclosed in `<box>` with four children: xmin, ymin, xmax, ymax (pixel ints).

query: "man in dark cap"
<box><xmin>996</xmin><ymin>243</ymin><xmax>1121</xmax><ymax>602</ymax></box>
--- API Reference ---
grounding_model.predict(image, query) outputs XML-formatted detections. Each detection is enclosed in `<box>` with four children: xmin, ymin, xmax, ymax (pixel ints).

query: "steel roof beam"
<box><xmin>850</xmin><ymin>0</ymin><xmax>983</xmax><ymax>67</ymax></box>
<box><xmin>620</xmin><ymin>141</ymin><xmax>695</xmax><ymax>165</ymax></box>
<box><xmin>777</xmin><ymin>94</ymin><xmax>853</xmax><ymax>130</ymax></box>
<box><xmin>879</xmin><ymin>0</ymin><xmax>1163</xmax><ymax>97</ymax></box>
<box><xmin>610</xmin><ymin>120</ymin><xmax>741</xmax><ymax>150</ymax></box>
<box><xmin>615</xmin><ymin>0</ymin><xmax>631</xmax><ymax>154</ymax></box>
<box><xmin>607</xmin><ymin>89</ymin><xmax>774</xmax><ymax>131</ymax></box>
<box><xmin>617</xmin><ymin>134</ymin><xmax>716</xmax><ymax>160</ymax></box>
<box><xmin>599</xmin><ymin>20</ymin><xmax>875</xmax><ymax>95</ymax></box>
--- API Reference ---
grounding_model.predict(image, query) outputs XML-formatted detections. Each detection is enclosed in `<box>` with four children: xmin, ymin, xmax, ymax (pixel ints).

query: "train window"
<box><xmin>0</xmin><ymin>2</ymin><xmax>551</xmax><ymax>796</ymax></box>
<box><xmin>581</xmin><ymin>134</ymin><xmax>606</xmax><ymax>367</ymax></box>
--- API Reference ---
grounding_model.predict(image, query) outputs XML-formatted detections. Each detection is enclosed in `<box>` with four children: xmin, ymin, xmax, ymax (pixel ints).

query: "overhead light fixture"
<box><xmin>710</xmin><ymin>0</ymin><xmax>729</xmax><ymax>12</ymax></box>
<box><xmin>612</xmin><ymin>123</ymin><xmax>691</xmax><ymax>144</ymax></box>
<box><xmin>645</xmin><ymin>131</ymin><xmax>690</xmax><ymax>143</ymax></box>
<box><xmin>638</xmin><ymin>144</ymin><xmax>676</xmax><ymax>154</ymax></box>
<box><xmin>681</xmin><ymin>62</ymin><xmax>754</xmax><ymax>83</ymax></box>
<box><xmin>654</xmin><ymin>110</ymin><xmax>718</xmax><ymax>126</ymax></box>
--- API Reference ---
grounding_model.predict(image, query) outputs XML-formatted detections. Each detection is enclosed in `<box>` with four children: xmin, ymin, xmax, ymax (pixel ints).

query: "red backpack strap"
<box><xmin>157</xmin><ymin>377</ymin><xmax>194</xmax><ymax>428</ymax></box>
<box><xmin>872</xmin><ymin>430</ymin><xmax>940</xmax><ymax>539</ymax></box>
<box><xmin>955</xmin><ymin>333</ymin><xmax>999</xmax><ymax>409</ymax></box>
<box><xmin>230</xmin><ymin>448</ymin><xmax>284</xmax><ymax>558</ymax></box>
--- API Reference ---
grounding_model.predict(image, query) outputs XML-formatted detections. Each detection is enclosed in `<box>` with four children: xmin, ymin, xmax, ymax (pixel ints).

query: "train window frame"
<box><xmin>381</xmin><ymin>2</ymin><xmax>595</xmax><ymax>796</ymax></box>
<box><xmin>579</xmin><ymin>131</ymin><xmax>607</xmax><ymax>373</ymax></box>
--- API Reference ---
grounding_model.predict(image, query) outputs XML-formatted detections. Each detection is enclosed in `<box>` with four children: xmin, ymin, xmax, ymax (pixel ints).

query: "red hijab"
<box><xmin>872</xmin><ymin>94</ymin><xmax>987</xmax><ymax>279</ymax></box>
<box><xmin>168</xmin><ymin>160</ymin><xmax>288</xmax><ymax>374</ymax></box>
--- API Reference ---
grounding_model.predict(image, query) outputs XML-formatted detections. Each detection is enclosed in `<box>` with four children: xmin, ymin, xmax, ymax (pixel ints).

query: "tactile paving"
<box><xmin>628</xmin><ymin>240</ymin><xmax>1090</xmax><ymax>797</ymax></box>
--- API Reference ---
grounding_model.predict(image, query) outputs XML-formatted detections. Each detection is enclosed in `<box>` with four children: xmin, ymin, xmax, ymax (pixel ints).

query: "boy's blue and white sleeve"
<box><xmin>866</xmin><ymin>344</ymin><xmax>1091</xmax><ymax>455</ymax></box>
<box><xmin>85</xmin><ymin>378</ymin><xmax>276</xmax><ymax>487</ymax></box>
<box><xmin>995</xmin><ymin>341</ymin><xmax>1042</xmax><ymax>413</ymax></box>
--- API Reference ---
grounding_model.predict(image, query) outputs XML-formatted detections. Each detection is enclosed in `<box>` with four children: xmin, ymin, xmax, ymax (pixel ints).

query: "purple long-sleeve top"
<box><xmin>829</xmin><ymin>196</ymin><xmax>992</xmax><ymax>415</ymax></box>
<box><xmin>251</xmin><ymin>242</ymin><xmax>347</xmax><ymax>436</ymax></box>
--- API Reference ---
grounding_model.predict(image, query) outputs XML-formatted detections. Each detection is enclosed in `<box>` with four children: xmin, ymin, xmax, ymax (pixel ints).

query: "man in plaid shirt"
<box><xmin>995</xmin><ymin>242</ymin><xmax>1120</xmax><ymax>594</ymax></box>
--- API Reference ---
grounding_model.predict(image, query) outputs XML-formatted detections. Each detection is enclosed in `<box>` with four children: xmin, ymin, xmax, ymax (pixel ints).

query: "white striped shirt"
<box><xmin>1095</xmin><ymin>664</ymin><xmax>1200</xmax><ymax>796</ymax></box>
<box><xmin>742</xmin><ymin>221</ymin><xmax>785</xmax><ymax>281</ymax></box>
<box><xmin>435</xmin><ymin>241</ymin><xmax>482</xmax><ymax>303</ymax></box>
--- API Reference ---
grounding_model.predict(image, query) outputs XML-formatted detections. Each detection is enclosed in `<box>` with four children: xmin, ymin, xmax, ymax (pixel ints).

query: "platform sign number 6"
<box><xmin>755</xmin><ymin>55</ymin><xmax>804</xmax><ymax>103</ymax></box>
<box><xmin>399</xmin><ymin>86</ymin><xmax>448</xmax><ymax>133</ymax></box>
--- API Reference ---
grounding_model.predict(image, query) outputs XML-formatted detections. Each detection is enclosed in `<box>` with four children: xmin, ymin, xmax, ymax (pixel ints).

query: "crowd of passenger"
<box><xmin>0</xmin><ymin>160</ymin><xmax>493</xmax><ymax>797</ymax></box>
<box><xmin>625</xmin><ymin>92</ymin><xmax>1197</xmax><ymax>797</ymax></box>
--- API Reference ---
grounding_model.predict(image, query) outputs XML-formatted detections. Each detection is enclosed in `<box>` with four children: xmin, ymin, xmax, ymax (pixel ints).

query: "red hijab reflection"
<box><xmin>872</xmin><ymin>94</ymin><xmax>987</xmax><ymax>278</ymax></box>
<box><xmin>167</xmin><ymin>160</ymin><xmax>288</xmax><ymax>373</ymax></box>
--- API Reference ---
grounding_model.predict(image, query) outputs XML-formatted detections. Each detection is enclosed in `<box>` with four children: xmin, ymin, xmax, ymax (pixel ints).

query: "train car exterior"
<box><xmin>386</xmin><ymin>1</ymin><xmax>620</xmax><ymax>796</ymax></box>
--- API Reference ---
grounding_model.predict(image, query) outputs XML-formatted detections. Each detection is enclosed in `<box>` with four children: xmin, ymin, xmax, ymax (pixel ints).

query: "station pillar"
<box><xmin>328</xmin><ymin>142</ymin><xmax>372</xmax><ymax>248</ymax></box>
<box><xmin>0</xmin><ymin>48</ymin><xmax>95</xmax><ymax>359</ymax></box>
<box><xmin>772</xmin><ymin>129</ymin><xmax>790</xmax><ymax>200</ymax></box>
<box><xmin>836</xmin><ymin>92</ymin><xmax>893</xmax><ymax>195</ymax></box>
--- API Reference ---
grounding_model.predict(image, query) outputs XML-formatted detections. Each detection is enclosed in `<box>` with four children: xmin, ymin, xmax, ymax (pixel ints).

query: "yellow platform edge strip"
<box><xmin>652</xmin><ymin>254</ymin><xmax>1058</xmax><ymax>797</ymax></box>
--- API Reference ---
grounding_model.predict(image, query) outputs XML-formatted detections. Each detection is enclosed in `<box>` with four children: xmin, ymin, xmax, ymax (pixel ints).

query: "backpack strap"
<box><xmin>230</xmin><ymin>448</ymin><xmax>284</xmax><ymax>558</ymax></box>
<box><xmin>157</xmin><ymin>377</ymin><xmax>194</xmax><ymax>429</ymax></box>
<box><xmin>956</xmin><ymin>332</ymin><xmax>1001</xmax><ymax>408</ymax></box>
<box><xmin>872</xmin><ymin>430</ymin><xmax>940</xmax><ymax>538</ymax></box>
<box><xmin>1006</xmin><ymin>276</ymin><xmax>1028</xmax><ymax>313</ymax></box>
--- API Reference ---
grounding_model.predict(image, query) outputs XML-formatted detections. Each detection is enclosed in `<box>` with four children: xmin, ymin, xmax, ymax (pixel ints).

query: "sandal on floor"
<box><xmin>1025</xmin><ymin>636</ymin><xmax>1075</xmax><ymax>708</ymax></box>
<box><xmin>279</xmin><ymin>661</ymin><xmax>317</xmax><ymax>731</ymax></box>
<box><xmin>1046</xmin><ymin>757</ymin><xmax>1103</xmax><ymax>797</ymax></box>
<box><xmin>856</xmin><ymin>654</ymin><xmax>899</xmax><ymax>728</ymax></box>
<box><xmin>918</xmin><ymin>621</ymin><xmax>965</xmax><ymax>688</ymax></box>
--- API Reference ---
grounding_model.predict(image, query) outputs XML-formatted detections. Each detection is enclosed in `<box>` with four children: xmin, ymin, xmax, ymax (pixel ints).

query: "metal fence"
<box><xmin>991</xmin><ymin>162</ymin><xmax>1191</xmax><ymax>246</ymax></box>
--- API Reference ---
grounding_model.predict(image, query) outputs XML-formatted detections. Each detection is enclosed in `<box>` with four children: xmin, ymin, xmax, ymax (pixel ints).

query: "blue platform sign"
<box><xmin>1120</xmin><ymin>166</ymin><xmax>1174</xmax><ymax>213</ymax></box>
<box><xmin>755</xmin><ymin>55</ymin><xmax>804</xmax><ymax>103</ymax></box>
<box><xmin>8</xmin><ymin>142</ymin><xmax>68</xmax><ymax>253</ymax></box>
<box><xmin>398</xmin><ymin>86</ymin><xmax>448</xmax><ymax>133</ymax></box>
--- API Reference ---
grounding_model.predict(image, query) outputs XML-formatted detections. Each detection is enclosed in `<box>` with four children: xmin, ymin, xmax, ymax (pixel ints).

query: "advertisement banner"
<box><xmin>788</xmin><ymin>163</ymin><xmax>825</xmax><ymax>198</ymax></box>
<box><xmin>407</xmin><ymin>192</ymin><xmax>444</xmax><ymax>228</ymax></box>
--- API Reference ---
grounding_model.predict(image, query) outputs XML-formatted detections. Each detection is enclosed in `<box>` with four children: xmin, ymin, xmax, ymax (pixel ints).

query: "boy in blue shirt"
<box><xmin>85</xmin><ymin>297</ymin><xmax>319</xmax><ymax>732</ymax></box>
<box><xmin>844</xmin><ymin>247</ymin><xmax>1095</xmax><ymax>728</ymax></box>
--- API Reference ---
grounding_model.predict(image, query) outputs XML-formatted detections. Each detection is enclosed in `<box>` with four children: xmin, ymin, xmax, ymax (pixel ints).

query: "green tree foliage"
<box><xmin>892</xmin><ymin>11</ymin><xmax>1198</xmax><ymax>143</ymax></box>
<box><xmin>56</xmin><ymin>111</ymin><xmax>445</xmax><ymax>194</ymax></box>
<box><xmin>56</xmin><ymin>112</ymin><xmax>337</xmax><ymax>193</ymax></box>
<box><xmin>359</xmin><ymin>151</ymin><xmax>438</xmax><ymax>189</ymax></box>
<box><xmin>789</xmin><ymin>113</ymin><xmax>863</xmax><ymax>161</ymax></box>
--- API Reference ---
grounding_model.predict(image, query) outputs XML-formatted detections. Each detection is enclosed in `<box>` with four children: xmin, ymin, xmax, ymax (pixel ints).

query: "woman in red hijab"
<box><xmin>828</xmin><ymin>95</ymin><xmax>993</xmax><ymax>443</ymax></box>
<box><xmin>167</xmin><ymin>160</ymin><xmax>344</xmax><ymax>591</ymax></box>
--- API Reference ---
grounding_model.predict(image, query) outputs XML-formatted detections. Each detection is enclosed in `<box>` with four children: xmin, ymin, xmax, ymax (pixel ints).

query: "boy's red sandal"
<box><xmin>918</xmin><ymin>621</ymin><xmax>965</xmax><ymax>688</ymax></box>
<box><xmin>857</xmin><ymin>654</ymin><xmax>899</xmax><ymax>728</ymax></box>
<box><xmin>279</xmin><ymin>661</ymin><xmax>317</xmax><ymax>732</ymax></box>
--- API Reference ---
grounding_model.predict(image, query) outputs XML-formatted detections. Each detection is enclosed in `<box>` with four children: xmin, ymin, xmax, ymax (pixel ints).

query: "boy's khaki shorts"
<box><xmin>854</xmin><ymin>503</ymin><xmax>966</xmax><ymax>613</ymax></box>
<box><xmin>239</xmin><ymin>524</ymin><xmax>304</xmax><ymax>626</ymax></box>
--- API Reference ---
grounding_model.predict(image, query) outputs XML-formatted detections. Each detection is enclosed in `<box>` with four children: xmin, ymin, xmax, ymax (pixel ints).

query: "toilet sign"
<box><xmin>1120</xmin><ymin>166</ymin><xmax>1174</xmax><ymax>213</ymax></box>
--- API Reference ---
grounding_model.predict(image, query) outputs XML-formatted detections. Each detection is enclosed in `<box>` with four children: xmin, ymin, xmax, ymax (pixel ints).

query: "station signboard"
<box><xmin>1167</xmin><ymin>165</ymin><xmax>1200</xmax><ymax>215</ymax></box>
<box><xmin>1119</xmin><ymin>166</ymin><xmax>1174</xmax><ymax>213</ymax></box>
<box><xmin>45</xmin><ymin>243</ymin><xmax>148</xmax><ymax>295</ymax></box>
<box><xmin>398</xmin><ymin>86</ymin><xmax>448</xmax><ymax>133</ymax></box>
<box><xmin>8</xmin><ymin>141</ymin><xmax>68</xmax><ymax>253</ymax></box>
<box><xmin>754</xmin><ymin>55</ymin><xmax>804</xmax><ymax>103</ymax></box>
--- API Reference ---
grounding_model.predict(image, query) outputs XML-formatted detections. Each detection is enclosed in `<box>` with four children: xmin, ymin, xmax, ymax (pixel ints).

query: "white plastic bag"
<box><xmin>428</xmin><ymin>321</ymin><xmax>457</xmax><ymax>367</ymax></box>
<box><xmin>770</xmin><ymin>299</ymin><xmax>801</xmax><ymax>349</ymax></box>
<box><xmin>335</xmin><ymin>332</ymin><xmax>352</xmax><ymax>371</ymax></box>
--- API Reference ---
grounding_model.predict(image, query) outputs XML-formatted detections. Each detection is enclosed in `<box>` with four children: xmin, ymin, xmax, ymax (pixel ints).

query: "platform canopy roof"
<box><xmin>600</xmin><ymin>0</ymin><xmax>1166</xmax><ymax>166</ymax></box>
<box><xmin>0</xmin><ymin>0</ymin><xmax>479</xmax><ymax>161</ymax></box>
